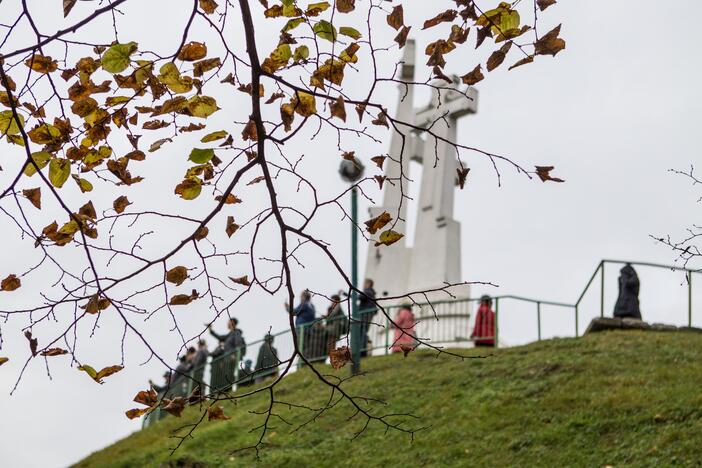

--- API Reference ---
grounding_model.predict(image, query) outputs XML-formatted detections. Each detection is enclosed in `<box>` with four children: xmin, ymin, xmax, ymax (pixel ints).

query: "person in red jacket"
<box><xmin>471</xmin><ymin>295</ymin><xmax>496</xmax><ymax>347</ymax></box>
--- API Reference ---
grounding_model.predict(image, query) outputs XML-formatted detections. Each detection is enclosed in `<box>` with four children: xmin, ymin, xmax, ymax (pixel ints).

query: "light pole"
<box><xmin>339</xmin><ymin>159</ymin><xmax>365</xmax><ymax>375</ymax></box>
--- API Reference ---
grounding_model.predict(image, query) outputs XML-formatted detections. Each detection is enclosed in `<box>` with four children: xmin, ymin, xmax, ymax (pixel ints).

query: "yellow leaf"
<box><xmin>177</xmin><ymin>41</ymin><xmax>207</xmax><ymax>61</ymax></box>
<box><xmin>101</xmin><ymin>42</ymin><xmax>138</xmax><ymax>74</ymax></box>
<box><xmin>375</xmin><ymin>229</ymin><xmax>404</xmax><ymax>247</ymax></box>
<box><xmin>24</xmin><ymin>54</ymin><xmax>58</xmax><ymax>74</ymax></box>
<box><xmin>187</xmin><ymin>96</ymin><xmax>219</xmax><ymax>118</ymax></box>
<box><xmin>49</xmin><ymin>158</ymin><xmax>71</xmax><ymax>188</ymax></box>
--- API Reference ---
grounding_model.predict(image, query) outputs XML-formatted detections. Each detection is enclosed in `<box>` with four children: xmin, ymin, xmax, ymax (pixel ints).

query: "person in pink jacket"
<box><xmin>391</xmin><ymin>305</ymin><xmax>417</xmax><ymax>353</ymax></box>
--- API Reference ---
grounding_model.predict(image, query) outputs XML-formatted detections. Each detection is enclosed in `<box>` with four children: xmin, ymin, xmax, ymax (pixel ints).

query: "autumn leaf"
<box><xmin>242</xmin><ymin>119</ymin><xmax>258</xmax><ymax>141</ymax></box>
<box><xmin>201</xmin><ymin>130</ymin><xmax>228</xmax><ymax>143</ymax></box>
<box><xmin>365</xmin><ymin>211</ymin><xmax>391</xmax><ymax>235</ymax></box>
<box><xmin>375</xmin><ymin>229</ymin><xmax>404</xmax><ymax>247</ymax></box>
<box><xmin>163</xmin><ymin>397</ymin><xmax>186</xmax><ymax>417</ymax></box>
<box><xmin>509</xmin><ymin>55</ymin><xmax>534</xmax><ymax>71</ymax></box>
<box><xmin>170</xmin><ymin>289</ymin><xmax>199</xmax><ymax>305</ymax></box>
<box><xmin>229</xmin><ymin>275</ymin><xmax>250</xmax><ymax>286</ymax></box>
<box><xmin>194</xmin><ymin>226</ymin><xmax>209</xmax><ymax>241</ymax></box>
<box><xmin>113</xmin><ymin>195</ymin><xmax>131</xmax><ymax>213</ymax></box>
<box><xmin>78</xmin><ymin>364</ymin><xmax>124</xmax><ymax>384</ymax></box>
<box><xmin>371</xmin><ymin>155</ymin><xmax>386</xmax><ymax>169</ymax></box>
<box><xmin>199</xmin><ymin>0</ymin><xmax>218</xmax><ymax>14</ymax></box>
<box><xmin>1</xmin><ymin>274</ymin><xmax>21</xmax><ymax>292</ymax></box>
<box><xmin>537</xmin><ymin>0</ymin><xmax>557</xmax><ymax>11</ymax></box>
<box><xmin>336</xmin><ymin>0</ymin><xmax>355</xmax><ymax>13</ymax></box>
<box><xmin>313</xmin><ymin>20</ymin><xmax>337</xmax><ymax>42</ymax></box>
<box><xmin>399</xmin><ymin>343</ymin><xmax>414</xmax><ymax>357</ymax></box>
<box><xmin>535</xmin><ymin>24</ymin><xmax>566</xmax><ymax>56</ymax></box>
<box><xmin>535</xmin><ymin>166</ymin><xmax>565</xmax><ymax>183</ymax></box>
<box><xmin>187</xmin><ymin>96</ymin><xmax>219</xmax><ymax>118</ymax></box>
<box><xmin>25</xmin><ymin>54</ymin><xmax>58</xmax><ymax>74</ymax></box>
<box><xmin>0</xmin><ymin>357</ymin><xmax>8</xmax><ymax>366</ymax></box>
<box><xmin>134</xmin><ymin>387</ymin><xmax>158</xmax><ymax>407</ymax></box>
<box><xmin>394</xmin><ymin>26</ymin><xmax>411</xmax><ymax>48</ymax></box>
<box><xmin>456</xmin><ymin>167</ymin><xmax>470</xmax><ymax>189</ymax></box>
<box><xmin>49</xmin><ymin>158</ymin><xmax>71</xmax><ymax>188</ymax></box>
<box><xmin>387</xmin><ymin>5</ymin><xmax>404</xmax><ymax>30</ymax></box>
<box><xmin>166</xmin><ymin>266</ymin><xmax>189</xmax><ymax>286</ymax></box>
<box><xmin>82</xmin><ymin>295</ymin><xmax>111</xmax><ymax>314</ymax></box>
<box><xmin>177</xmin><ymin>42</ymin><xmax>207</xmax><ymax>61</ymax></box>
<box><xmin>329</xmin><ymin>346</ymin><xmax>352</xmax><ymax>370</ymax></box>
<box><xmin>125</xmin><ymin>407</ymin><xmax>151</xmax><ymax>420</ymax></box>
<box><xmin>24</xmin><ymin>330</ymin><xmax>38</xmax><ymax>357</ymax></box>
<box><xmin>329</xmin><ymin>96</ymin><xmax>346</xmax><ymax>122</ymax></box>
<box><xmin>486</xmin><ymin>42</ymin><xmax>512</xmax><ymax>72</ymax></box>
<box><xmin>40</xmin><ymin>348</ymin><xmax>69</xmax><ymax>357</ymax></box>
<box><xmin>208</xmin><ymin>405</ymin><xmax>231</xmax><ymax>421</ymax></box>
<box><xmin>225</xmin><ymin>216</ymin><xmax>239</xmax><ymax>237</ymax></box>
<box><xmin>22</xmin><ymin>188</ymin><xmax>41</xmax><ymax>210</ymax></box>
<box><xmin>174</xmin><ymin>177</ymin><xmax>203</xmax><ymax>200</ymax></box>
<box><xmin>0</xmin><ymin>110</ymin><xmax>25</xmax><ymax>136</ymax></box>
<box><xmin>102</xmin><ymin>42</ymin><xmax>138</xmax><ymax>74</ymax></box>
<box><xmin>64</xmin><ymin>0</ymin><xmax>78</xmax><ymax>17</ymax></box>
<box><xmin>461</xmin><ymin>65</ymin><xmax>484</xmax><ymax>85</ymax></box>
<box><xmin>422</xmin><ymin>9</ymin><xmax>457</xmax><ymax>30</ymax></box>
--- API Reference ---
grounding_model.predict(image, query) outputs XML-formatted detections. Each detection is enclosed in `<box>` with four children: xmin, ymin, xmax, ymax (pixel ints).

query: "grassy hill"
<box><xmin>75</xmin><ymin>330</ymin><xmax>702</xmax><ymax>467</ymax></box>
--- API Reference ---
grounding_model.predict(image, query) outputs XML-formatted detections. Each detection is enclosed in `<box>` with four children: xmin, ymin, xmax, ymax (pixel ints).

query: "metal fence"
<box><xmin>143</xmin><ymin>259</ymin><xmax>698</xmax><ymax>427</ymax></box>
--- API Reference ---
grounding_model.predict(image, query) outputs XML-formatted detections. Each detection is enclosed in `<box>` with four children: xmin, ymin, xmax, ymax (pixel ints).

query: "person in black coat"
<box><xmin>358</xmin><ymin>279</ymin><xmax>377</xmax><ymax>357</ymax></box>
<box><xmin>255</xmin><ymin>334</ymin><xmax>280</xmax><ymax>382</ymax></box>
<box><xmin>613</xmin><ymin>264</ymin><xmax>642</xmax><ymax>320</ymax></box>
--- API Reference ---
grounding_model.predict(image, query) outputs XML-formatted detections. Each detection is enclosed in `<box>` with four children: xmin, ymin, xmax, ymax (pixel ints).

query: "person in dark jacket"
<box><xmin>325</xmin><ymin>294</ymin><xmax>348</xmax><ymax>350</ymax></box>
<box><xmin>191</xmin><ymin>340</ymin><xmax>208</xmax><ymax>389</ymax></box>
<box><xmin>172</xmin><ymin>355</ymin><xmax>191</xmax><ymax>396</ymax></box>
<box><xmin>238</xmin><ymin>359</ymin><xmax>254</xmax><ymax>387</ymax></box>
<box><xmin>358</xmin><ymin>279</ymin><xmax>377</xmax><ymax>357</ymax></box>
<box><xmin>255</xmin><ymin>334</ymin><xmax>280</xmax><ymax>382</ymax></box>
<box><xmin>208</xmin><ymin>318</ymin><xmax>246</xmax><ymax>392</ymax></box>
<box><xmin>613</xmin><ymin>264</ymin><xmax>642</xmax><ymax>319</ymax></box>
<box><xmin>286</xmin><ymin>290</ymin><xmax>316</xmax><ymax>358</ymax></box>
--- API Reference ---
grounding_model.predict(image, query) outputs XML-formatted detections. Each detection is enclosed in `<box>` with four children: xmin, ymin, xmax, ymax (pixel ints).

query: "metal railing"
<box><xmin>143</xmin><ymin>259</ymin><xmax>697</xmax><ymax>428</ymax></box>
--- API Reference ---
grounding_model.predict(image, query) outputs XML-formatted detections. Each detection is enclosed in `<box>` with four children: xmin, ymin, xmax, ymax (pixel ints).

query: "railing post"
<box><xmin>575</xmin><ymin>305</ymin><xmax>579</xmax><ymax>338</ymax></box>
<box><xmin>297</xmin><ymin>326</ymin><xmax>304</xmax><ymax>370</ymax></box>
<box><xmin>600</xmin><ymin>261</ymin><xmax>605</xmax><ymax>318</ymax></box>
<box><xmin>384</xmin><ymin>312</ymin><xmax>390</xmax><ymax>355</ymax></box>
<box><xmin>687</xmin><ymin>271</ymin><xmax>692</xmax><ymax>327</ymax></box>
<box><xmin>494</xmin><ymin>298</ymin><xmax>499</xmax><ymax>349</ymax></box>
<box><xmin>537</xmin><ymin>302</ymin><xmax>542</xmax><ymax>341</ymax></box>
<box><xmin>234</xmin><ymin>348</ymin><xmax>241</xmax><ymax>390</ymax></box>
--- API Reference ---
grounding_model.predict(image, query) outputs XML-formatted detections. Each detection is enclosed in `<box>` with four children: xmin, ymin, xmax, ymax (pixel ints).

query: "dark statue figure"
<box><xmin>613</xmin><ymin>264</ymin><xmax>642</xmax><ymax>319</ymax></box>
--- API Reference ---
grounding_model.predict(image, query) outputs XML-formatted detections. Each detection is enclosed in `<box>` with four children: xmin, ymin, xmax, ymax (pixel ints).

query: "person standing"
<box><xmin>286</xmin><ymin>290</ymin><xmax>316</xmax><ymax>358</ymax></box>
<box><xmin>358</xmin><ymin>279</ymin><xmax>377</xmax><ymax>357</ymax></box>
<box><xmin>471</xmin><ymin>295</ymin><xmax>496</xmax><ymax>347</ymax></box>
<box><xmin>391</xmin><ymin>305</ymin><xmax>416</xmax><ymax>353</ymax></box>
<box><xmin>255</xmin><ymin>334</ymin><xmax>280</xmax><ymax>382</ymax></box>
<box><xmin>325</xmin><ymin>294</ymin><xmax>348</xmax><ymax>350</ymax></box>
<box><xmin>208</xmin><ymin>318</ymin><xmax>246</xmax><ymax>392</ymax></box>
<box><xmin>613</xmin><ymin>264</ymin><xmax>642</xmax><ymax>320</ymax></box>
<box><xmin>191</xmin><ymin>339</ymin><xmax>209</xmax><ymax>389</ymax></box>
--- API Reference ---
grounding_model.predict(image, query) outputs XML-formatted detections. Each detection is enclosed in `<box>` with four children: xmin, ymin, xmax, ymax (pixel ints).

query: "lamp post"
<box><xmin>339</xmin><ymin>158</ymin><xmax>365</xmax><ymax>375</ymax></box>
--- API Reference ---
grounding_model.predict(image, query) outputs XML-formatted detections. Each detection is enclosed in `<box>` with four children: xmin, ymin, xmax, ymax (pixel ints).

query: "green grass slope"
<box><xmin>75</xmin><ymin>331</ymin><xmax>702</xmax><ymax>467</ymax></box>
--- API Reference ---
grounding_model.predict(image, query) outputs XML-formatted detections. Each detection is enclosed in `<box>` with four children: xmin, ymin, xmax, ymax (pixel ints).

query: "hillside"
<box><xmin>75</xmin><ymin>330</ymin><xmax>702</xmax><ymax>467</ymax></box>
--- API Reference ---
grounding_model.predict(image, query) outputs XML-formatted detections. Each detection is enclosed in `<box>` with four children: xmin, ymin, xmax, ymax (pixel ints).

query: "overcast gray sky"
<box><xmin>1</xmin><ymin>1</ymin><xmax>701</xmax><ymax>467</ymax></box>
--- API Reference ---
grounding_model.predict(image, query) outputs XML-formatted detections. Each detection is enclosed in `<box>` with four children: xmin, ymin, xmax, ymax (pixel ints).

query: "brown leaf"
<box><xmin>242</xmin><ymin>119</ymin><xmax>258</xmax><ymax>141</ymax></box>
<box><xmin>0</xmin><ymin>357</ymin><xmax>8</xmax><ymax>366</ymax></box>
<box><xmin>329</xmin><ymin>346</ymin><xmax>352</xmax><ymax>370</ymax></box>
<box><xmin>394</xmin><ymin>26</ymin><xmax>411</xmax><ymax>48</ymax></box>
<box><xmin>199</xmin><ymin>0</ymin><xmax>218</xmax><ymax>14</ymax></box>
<box><xmin>329</xmin><ymin>96</ymin><xmax>346</xmax><ymax>122</ymax></box>
<box><xmin>355</xmin><ymin>103</ymin><xmax>366</xmax><ymax>122</ymax></box>
<box><xmin>509</xmin><ymin>55</ymin><xmax>534</xmax><ymax>71</ymax></box>
<box><xmin>78</xmin><ymin>364</ymin><xmax>123</xmax><ymax>384</ymax></box>
<box><xmin>225</xmin><ymin>216</ymin><xmax>239</xmax><ymax>238</ymax></box>
<box><xmin>125</xmin><ymin>407</ymin><xmax>150</xmax><ymax>420</ymax></box>
<box><xmin>170</xmin><ymin>289</ymin><xmax>199</xmax><ymax>306</ymax></box>
<box><xmin>535</xmin><ymin>166</ymin><xmax>565</xmax><ymax>183</ymax></box>
<box><xmin>82</xmin><ymin>295</ymin><xmax>111</xmax><ymax>314</ymax></box>
<box><xmin>399</xmin><ymin>343</ymin><xmax>414</xmax><ymax>357</ymax></box>
<box><xmin>422</xmin><ymin>9</ymin><xmax>457</xmax><ymax>30</ymax></box>
<box><xmin>386</xmin><ymin>5</ymin><xmax>404</xmax><ymax>30</ymax></box>
<box><xmin>40</xmin><ymin>348</ymin><xmax>69</xmax><ymax>357</ymax></box>
<box><xmin>371</xmin><ymin>111</ymin><xmax>389</xmax><ymax>128</ymax></box>
<box><xmin>166</xmin><ymin>266</ymin><xmax>188</xmax><ymax>286</ymax></box>
<box><xmin>79</xmin><ymin>200</ymin><xmax>97</xmax><ymax>220</ymax></box>
<box><xmin>194</xmin><ymin>226</ymin><xmax>209</xmax><ymax>241</ymax></box>
<box><xmin>365</xmin><ymin>211</ymin><xmax>392</xmax><ymax>235</ymax></box>
<box><xmin>535</xmin><ymin>24</ymin><xmax>566</xmax><ymax>56</ymax></box>
<box><xmin>461</xmin><ymin>65</ymin><xmax>484</xmax><ymax>85</ymax></box>
<box><xmin>371</xmin><ymin>155</ymin><xmax>386</xmax><ymax>169</ymax></box>
<box><xmin>24</xmin><ymin>330</ymin><xmax>38</xmax><ymax>357</ymax></box>
<box><xmin>456</xmin><ymin>167</ymin><xmax>470</xmax><ymax>189</ymax></box>
<box><xmin>476</xmin><ymin>26</ymin><xmax>492</xmax><ymax>49</ymax></box>
<box><xmin>374</xmin><ymin>175</ymin><xmax>386</xmax><ymax>189</ymax></box>
<box><xmin>215</xmin><ymin>194</ymin><xmax>242</xmax><ymax>205</ymax></box>
<box><xmin>1</xmin><ymin>274</ymin><xmax>21</xmax><ymax>292</ymax></box>
<box><xmin>247</xmin><ymin>176</ymin><xmax>265</xmax><ymax>186</ymax></box>
<box><xmin>537</xmin><ymin>0</ymin><xmax>557</xmax><ymax>11</ymax></box>
<box><xmin>113</xmin><ymin>195</ymin><xmax>131</xmax><ymax>214</ymax></box>
<box><xmin>208</xmin><ymin>405</ymin><xmax>231</xmax><ymax>421</ymax></box>
<box><xmin>63</xmin><ymin>0</ymin><xmax>78</xmax><ymax>17</ymax></box>
<box><xmin>23</xmin><ymin>188</ymin><xmax>41</xmax><ymax>210</ymax></box>
<box><xmin>486</xmin><ymin>42</ymin><xmax>512</xmax><ymax>72</ymax></box>
<box><xmin>163</xmin><ymin>397</ymin><xmax>186</xmax><ymax>417</ymax></box>
<box><xmin>25</xmin><ymin>54</ymin><xmax>58</xmax><ymax>74</ymax></box>
<box><xmin>336</xmin><ymin>0</ymin><xmax>355</xmax><ymax>13</ymax></box>
<box><xmin>134</xmin><ymin>387</ymin><xmax>158</xmax><ymax>406</ymax></box>
<box><xmin>177</xmin><ymin>42</ymin><xmax>207</xmax><ymax>62</ymax></box>
<box><xmin>225</xmin><ymin>275</ymin><xmax>249</xmax><ymax>288</ymax></box>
